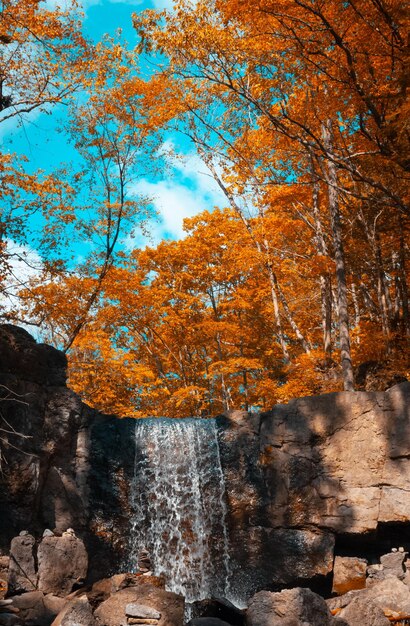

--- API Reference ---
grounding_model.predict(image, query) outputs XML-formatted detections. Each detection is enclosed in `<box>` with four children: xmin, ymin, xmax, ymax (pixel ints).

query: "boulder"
<box><xmin>8</xmin><ymin>535</ymin><xmax>37</xmax><ymax>593</ymax></box>
<box><xmin>366</xmin><ymin>578</ymin><xmax>410</xmax><ymax>613</ymax></box>
<box><xmin>94</xmin><ymin>581</ymin><xmax>183</xmax><ymax>626</ymax></box>
<box><xmin>37</xmin><ymin>535</ymin><xmax>88</xmax><ymax>597</ymax></box>
<box><xmin>246</xmin><ymin>588</ymin><xmax>334</xmax><ymax>626</ymax></box>
<box><xmin>328</xmin><ymin>577</ymin><xmax>410</xmax><ymax>615</ymax></box>
<box><xmin>43</xmin><ymin>595</ymin><xmax>67</xmax><ymax>620</ymax></box>
<box><xmin>87</xmin><ymin>574</ymin><xmax>161</xmax><ymax>610</ymax></box>
<box><xmin>10</xmin><ymin>591</ymin><xmax>52</xmax><ymax>626</ymax></box>
<box><xmin>335</xmin><ymin>596</ymin><xmax>390</xmax><ymax>626</ymax></box>
<box><xmin>379</xmin><ymin>551</ymin><xmax>406</xmax><ymax>579</ymax></box>
<box><xmin>189</xmin><ymin>598</ymin><xmax>245</xmax><ymax>626</ymax></box>
<box><xmin>332</xmin><ymin>556</ymin><xmax>367</xmax><ymax>595</ymax></box>
<box><xmin>0</xmin><ymin>614</ymin><xmax>21</xmax><ymax>626</ymax></box>
<box><xmin>51</xmin><ymin>596</ymin><xmax>95</xmax><ymax>626</ymax></box>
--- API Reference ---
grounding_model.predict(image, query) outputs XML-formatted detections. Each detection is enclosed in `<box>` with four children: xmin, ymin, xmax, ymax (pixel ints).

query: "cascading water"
<box><xmin>127</xmin><ymin>418</ymin><xmax>232</xmax><ymax>606</ymax></box>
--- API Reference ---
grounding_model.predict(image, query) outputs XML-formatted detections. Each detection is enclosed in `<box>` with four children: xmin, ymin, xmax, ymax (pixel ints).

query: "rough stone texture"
<box><xmin>246</xmin><ymin>588</ymin><xmax>334</xmax><ymax>626</ymax></box>
<box><xmin>332</xmin><ymin>557</ymin><xmax>367</xmax><ymax>595</ymax></box>
<box><xmin>125</xmin><ymin>604</ymin><xmax>161</xmax><ymax>619</ymax></box>
<box><xmin>8</xmin><ymin>535</ymin><xmax>37</xmax><ymax>593</ymax></box>
<box><xmin>366</xmin><ymin>578</ymin><xmax>410</xmax><ymax>613</ymax></box>
<box><xmin>328</xmin><ymin>577</ymin><xmax>410</xmax><ymax>615</ymax></box>
<box><xmin>0</xmin><ymin>556</ymin><xmax>9</xmax><ymax>599</ymax></box>
<box><xmin>0</xmin><ymin>325</ymin><xmax>136</xmax><ymax>579</ymax></box>
<box><xmin>10</xmin><ymin>591</ymin><xmax>55</xmax><ymax>626</ymax></box>
<box><xmin>93</xmin><ymin>581</ymin><xmax>183</xmax><ymax>626</ymax></box>
<box><xmin>51</xmin><ymin>596</ymin><xmax>96</xmax><ymax>626</ymax></box>
<box><xmin>37</xmin><ymin>535</ymin><xmax>88</xmax><ymax>597</ymax></box>
<box><xmin>1</xmin><ymin>325</ymin><xmax>410</xmax><ymax>595</ymax></box>
<box><xmin>336</xmin><ymin>596</ymin><xmax>390</xmax><ymax>626</ymax></box>
<box><xmin>218</xmin><ymin>381</ymin><xmax>410</xmax><ymax>595</ymax></box>
<box><xmin>379</xmin><ymin>551</ymin><xmax>406</xmax><ymax>579</ymax></box>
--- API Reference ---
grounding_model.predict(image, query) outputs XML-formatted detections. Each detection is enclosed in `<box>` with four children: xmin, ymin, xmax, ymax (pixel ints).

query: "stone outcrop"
<box><xmin>0</xmin><ymin>325</ymin><xmax>135</xmax><ymax>578</ymax></box>
<box><xmin>218</xmin><ymin>381</ymin><xmax>410</xmax><ymax>594</ymax></box>
<box><xmin>0</xmin><ymin>324</ymin><xmax>410</xmax><ymax>599</ymax></box>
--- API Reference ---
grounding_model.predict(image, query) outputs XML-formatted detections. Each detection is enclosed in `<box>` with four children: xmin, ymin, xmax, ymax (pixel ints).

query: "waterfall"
<box><xmin>127</xmin><ymin>418</ymin><xmax>232</xmax><ymax>604</ymax></box>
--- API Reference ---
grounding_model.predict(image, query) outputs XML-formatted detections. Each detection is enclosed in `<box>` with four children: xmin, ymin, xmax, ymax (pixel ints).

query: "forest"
<box><xmin>0</xmin><ymin>0</ymin><xmax>409</xmax><ymax>418</ymax></box>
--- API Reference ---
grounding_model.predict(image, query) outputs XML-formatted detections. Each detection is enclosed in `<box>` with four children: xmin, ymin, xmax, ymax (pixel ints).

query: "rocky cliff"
<box><xmin>218</xmin><ymin>382</ymin><xmax>410</xmax><ymax>596</ymax></box>
<box><xmin>0</xmin><ymin>324</ymin><xmax>409</xmax><ymax>598</ymax></box>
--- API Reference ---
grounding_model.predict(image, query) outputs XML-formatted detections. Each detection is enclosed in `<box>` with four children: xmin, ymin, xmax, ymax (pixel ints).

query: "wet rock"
<box><xmin>94</xmin><ymin>582</ymin><xmax>183</xmax><ymax>626</ymax></box>
<box><xmin>190</xmin><ymin>598</ymin><xmax>244</xmax><ymax>626</ymax></box>
<box><xmin>246</xmin><ymin>588</ymin><xmax>334</xmax><ymax>626</ymax></box>
<box><xmin>51</xmin><ymin>596</ymin><xmax>96</xmax><ymax>626</ymax></box>
<box><xmin>188</xmin><ymin>617</ymin><xmax>231</xmax><ymax>626</ymax></box>
<box><xmin>332</xmin><ymin>556</ymin><xmax>367</xmax><ymax>595</ymax></box>
<box><xmin>37</xmin><ymin>535</ymin><xmax>88</xmax><ymax>597</ymax></box>
<box><xmin>8</xmin><ymin>535</ymin><xmax>37</xmax><ymax>593</ymax></box>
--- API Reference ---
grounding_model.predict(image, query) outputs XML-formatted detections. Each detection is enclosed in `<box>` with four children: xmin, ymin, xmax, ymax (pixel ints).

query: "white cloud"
<box><xmin>126</xmin><ymin>147</ymin><xmax>226</xmax><ymax>248</ymax></box>
<box><xmin>1</xmin><ymin>241</ymin><xmax>44</xmax><ymax>336</ymax></box>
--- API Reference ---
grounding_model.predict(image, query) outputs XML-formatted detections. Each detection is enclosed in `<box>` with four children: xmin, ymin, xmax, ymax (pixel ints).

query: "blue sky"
<box><xmin>2</xmin><ymin>0</ymin><xmax>225</xmax><ymax>254</ymax></box>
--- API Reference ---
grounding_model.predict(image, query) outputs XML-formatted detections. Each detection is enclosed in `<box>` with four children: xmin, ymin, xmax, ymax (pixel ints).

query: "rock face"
<box><xmin>246</xmin><ymin>588</ymin><xmax>334</xmax><ymax>626</ymax></box>
<box><xmin>0</xmin><ymin>325</ymin><xmax>135</xmax><ymax>578</ymax></box>
<box><xmin>1</xmin><ymin>324</ymin><xmax>410</xmax><ymax>597</ymax></box>
<box><xmin>218</xmin><ymin>382</ymin><xmax>410</xmax><ymax>595</ymax></box>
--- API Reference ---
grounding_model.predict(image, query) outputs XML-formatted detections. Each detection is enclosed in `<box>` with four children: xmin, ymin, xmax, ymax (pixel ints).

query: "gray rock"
<box><xmin>51</xmin><ymin>596</ymin><xmax>95</xmax><ymax>626</ymax></box>
<box><xmin>18</xmin><ymin>532</ymin><xmax>28</xmax><ymax>537</ymax></box>
<box><xmin>37</xmin><ymin>535</ymin><xmax>88</xmax><ymax>597</ymax></box>
<box><xmin>246</xmin><ymin>588</ymin><xmax>334</xmax><ymax>626</ymax></box>
<box><xmin>125</xmin><ymin>604</ymin><xmax>161</xmax><ymax>619</ymax></box>
<box><xmin>337</xmin><ymin>596</ymin><xmax>389</xmax><ymax>625</ymax></box>
<box><xmin>11</xmin><ymin>591</ymin><xmax>51</xmax><ymax>626</ymax></box>
<box><xmin>332</xmin><ymin>556</ymin><xmax>367</xmax><ymax>595</ymax></box>
<box><xmin>43</xmin><ymin>530</ymin><xmax>54</xmax><ymax>538</ymax></box>
<box><xmin>380</xmin><ymin>551</ymin><xmax>406</xmax><ymax>579</ymax></box>
<box><xmin>8</xmin><ymin>535</ymin><xmax>37</xmax><ymax>593</ymax></box>
<box><xmin>0</xmin><ymin>614</ymin><xmax>21</xmax><ymax>626</ymax></box>
<box><xmin>366</xmin><ymin>577</ymin><xmax>410</xmax><ymax>613</ymax></box>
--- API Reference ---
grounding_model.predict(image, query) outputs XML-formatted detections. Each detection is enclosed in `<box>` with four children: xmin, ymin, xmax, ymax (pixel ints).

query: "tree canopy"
<box><xmin>1</xmin><ymin>0</ymin><xmax>409</xmax><ymax>416</ymax></box>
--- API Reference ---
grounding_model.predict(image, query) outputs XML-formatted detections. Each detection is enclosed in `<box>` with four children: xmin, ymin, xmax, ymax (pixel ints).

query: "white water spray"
<box><xmin>128</xmin><ymin>418</ymin><xmax>232</xmax><ymax>604</ymax></box>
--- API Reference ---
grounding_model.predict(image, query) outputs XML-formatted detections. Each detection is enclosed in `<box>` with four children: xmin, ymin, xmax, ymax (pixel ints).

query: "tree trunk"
<box><xmin>310</xmin><ymin>154</ymin><xmax>332</xmax><ymax>360</ymax></box>
<box><xmin>322</xmin><ymin>120</ymin><xmax>354</xmax><ymax>391</ymax></box>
